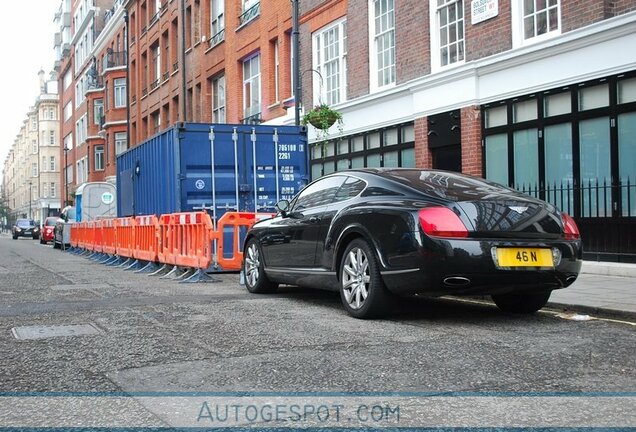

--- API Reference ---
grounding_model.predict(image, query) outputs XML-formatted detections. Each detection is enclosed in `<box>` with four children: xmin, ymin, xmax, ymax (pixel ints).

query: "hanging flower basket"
<box><xmin>302</xmin><ymin>103</ymin><xmax>343</xmax><ymax>134</ymax></box>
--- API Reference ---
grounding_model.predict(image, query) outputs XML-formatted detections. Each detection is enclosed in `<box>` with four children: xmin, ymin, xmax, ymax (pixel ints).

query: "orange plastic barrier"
<box><xmin>93</xmin><ymin>220</ymin><xmax>104</xmax><ymax>254</ymax></box>
<box><xmin>115</xmin><ymin>218</ymin><xmax>136</xmax><ymax>258</ymax></box>
<box><xmin>211</xmin><ymin>212</ymin><xmax>275</xmax><ymax>271</ymax></box>
<box><xmin>101</xmin><ymin>218</ymin><xmax>117</xmax><ymax>255</ymax></box>
<box><xmin>85</xmin><ymin>221</ymin><xmax>96</xmax><ymax>252</ymax></box>
<box><xmin>158</xmin><ymin>212</ymin><xmax>213</xmax><ymax>269</ymax></box>
<box><xmin>70</xmin><ymin>223</ymin><xmax>79</xmax><ymax>248</ymax></box>
<box><xmin>134</xmin><ymin>215</ymin><xmax>160</xmax><ymax>262</ymax></box>
<box><xmin>67</xmin><ymin>211</ymin><xmax>277</xmax><ymax>273</ymax></box>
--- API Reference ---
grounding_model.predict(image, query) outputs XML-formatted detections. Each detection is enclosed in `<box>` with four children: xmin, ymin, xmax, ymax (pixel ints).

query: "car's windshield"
<box><xmin>16</xmin><ymin>219</ymin><xmax>35</xmax><ymax>228</ymax></box>
<box><xmin>45</xmin><ymin>218</ymin><xmax>57</xmax><ymax>226</ymax></box>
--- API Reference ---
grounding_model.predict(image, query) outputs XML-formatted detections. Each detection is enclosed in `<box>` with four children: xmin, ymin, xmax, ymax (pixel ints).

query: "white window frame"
<box><xmin>210</xmin><ymin>0</ymin><xmax>224</xmax><ymax>40</ymax></box>
<box><xmin>49</xmin><ymin>130</ymin><xmax>56</xmax><ymax>145</ymax></box>
<box><xmin>64</xmin><ymin>101</ymin><xmax>73</xmax><ymax>121</ymax></box>
<box><xmin>511</xmin><ymin>0</ymin><xmax>561</xmax><ymax>47</ymax></box>
<box><xmin>42</xmin><ymin>182</ymin><xmax>49</xmax><ymax>198</ymax></box>
<box><xmin>66</xmin><ymin>164</ymin><xmax>74</xmax><ymax>184</ymax></box>
<box><xmin>429</xmin><ymin>0</ymin><xmax>465</xmax><ymax>73</ymax></box>
<box><xmin>242</xmin><ymin>54</ymin><xmax>261</xmax><ymax>119</ymax></box>
<box><xmin>50</xmin><ymin>182</ymin><xmax>56</xmax><ymax>198</ymax></box>
<box><xmin>94</xmin><ymin>99</ymin><xmax>104</xmax><ymax>125</ymax></box>
<box><xmin>75</xmin><ymin>114</ymin><xmax>88</xmax><ymax>146</ymax></box>
<box><xmin>114</xmin><ymin>78</ymin><xmax>127</xmax><ymax>108</ymax></box>
<box><xmin>152</xmin><ymin>43</ymin><xmax>161</xmax><ymax>83</ymax></box>
<box><xmin>312</xmin><ymin>18</ymin><xmax>347</xmax><ymax>106</ymax></box>
<box><xmin>369</xmin><ymin>0</ymin><xmax>396</xmax><ymax>91</ymax></box>
<box><xmin>64</xmin><ymin>132</ymin><xmax>73</xmax><ymax>151</ymax></box>
<box><xmin>32</xmin><ymin>163</ymin><xmax>38</xmax><ymax>177</ymax></box>
<box><xmin>50</xmin><ymin>156</ymin><xmax>56</xmax><ymax>171</ymax></box>
<box><xmin>213</xmin><ymin>74</ymin><xmax>226</xmax><ymax>123</ymax></box>
<box><xmin>115</xmin><ymin>132</ymin><xmax>127</xmax><ymax>155</ymax></box>
<box><xmin>63</xmin><ymin>69</ymin><xmax>72</xmax><ymax>90</ymax></box>
<box><xmin>31</xmin><ymin>140</ymin><xmax>38</xmax><ymax>154</ymax></box>
<box><xmin>94</xmin><ymin>145</ymin><xmax>105</xmax><ymax>171</ymax></box>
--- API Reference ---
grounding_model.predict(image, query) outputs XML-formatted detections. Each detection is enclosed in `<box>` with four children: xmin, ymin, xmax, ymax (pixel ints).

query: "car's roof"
<box><xmin>327</xmin><ymin>168</ymin><xmax>526</xmax><ymax>202</ymax></box>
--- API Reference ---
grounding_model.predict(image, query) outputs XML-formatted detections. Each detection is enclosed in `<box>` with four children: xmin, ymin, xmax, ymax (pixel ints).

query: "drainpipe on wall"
<box><xmin>180</xmin><ymin>0</ymin><xmax>187</xmax><ymax>122</ymax></box>
<box><xmin>292</xmin><ymin>0</ymin><xmax>301</xmax><ymax>126</ymax></box>
<box><xmin>124</xmin><ymin>10</ymin><xmax>131</xmax><ymax>150</ymax></box>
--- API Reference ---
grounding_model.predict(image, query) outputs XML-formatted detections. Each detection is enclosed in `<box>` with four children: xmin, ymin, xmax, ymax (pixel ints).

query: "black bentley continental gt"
<box><xmin>242</xmin><ymin>169</ymin><xmax>582</xmax><ymax>318</ymax></box>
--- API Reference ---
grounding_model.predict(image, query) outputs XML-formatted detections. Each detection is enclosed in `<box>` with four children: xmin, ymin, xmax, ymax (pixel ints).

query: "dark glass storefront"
<box><xmin>482</xmin><ymin>71</ymin><xmax>636</xmax><ymax>262</ymax></box>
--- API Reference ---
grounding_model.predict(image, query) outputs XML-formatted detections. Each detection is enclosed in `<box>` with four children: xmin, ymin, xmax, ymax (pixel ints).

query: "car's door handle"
<box><xmin>309</xmin><ymin>216</ymin><xmax>320</xmax><ymax>223</ymax></box>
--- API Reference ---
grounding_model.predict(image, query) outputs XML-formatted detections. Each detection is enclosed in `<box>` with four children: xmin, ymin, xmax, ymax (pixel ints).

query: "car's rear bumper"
<box><xmin>381</xmin><ymin>237</ymin><xmax>582</xmax><ymax>297</ymax></box>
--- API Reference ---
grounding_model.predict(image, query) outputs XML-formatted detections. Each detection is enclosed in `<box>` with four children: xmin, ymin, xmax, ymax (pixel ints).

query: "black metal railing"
<box><xmin>241</xmin><ymin>112</ymin><xmax>262</xmax><ymax>125</ymax></box>
<box><xmin>104</xmin><ymin>50</ymin><xmax>127</xmax><ymax>69</ymax></box>
<box><xmin>173</xmin><ymin>62</ymin><xmax>179</xmax><ymax>72</ymax></box>
<box><xmin>162</xmin><ymin>71</ymin><xmax>169</xmax><ymax>81</ymax></box>
<box><xmin>149</xmin><ymin>11</ymin><xmax>160</xmax><ymax>27</ymax></box>
<box><xmin>515</xmin><ymin>177</ymin><xmax>635</xmax><ymax>219</ymax></box>
<box><xmin>141</xmin><ymin>25</ymin><xmax>147</xmax><ymax>34</ymax></box>
<box><xmin>238</xmin><ymin>2</ymin><xmax>260</xmax><ymax>27</ymax></box>
<box><xmin>150</xmin><ymin>79</ymin><xmax>159</xmax><ymax>91</ymax></box>
<box><xmin>210</xmin><ymin>28</ymin><xmax>224</xmax><ymax>46</ymax></box>
<box><xmin>515</xmin><ymin>178</ymin><xmax>636</xmax><ymax>261</ymax></box>
<box><xmin>131</xmin><ymin>94</ymin><xmax>137</xmax><ymax>104</ymax></box>
<box><xmin>87</xmin><ymin>75</ymin><xmax>104</xmax><ymax>89</ymax></box>
<box><xmin>142</xmin><ymin>87</ymin><xmax>148</xmax><ymax>97</ymax></box>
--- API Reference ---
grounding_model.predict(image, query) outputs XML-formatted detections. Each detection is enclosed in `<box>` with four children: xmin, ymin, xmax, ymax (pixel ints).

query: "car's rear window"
<box><xmin>379</xmin><ymin>169</ymin><xmax>516</xmax><ymax>202</ymax></box>
<box><xmin>64</xmin><ymin>208</ymin><xmax>77</xmax><ymax>220</ymax></box>
<box><xmin>16</xmin><ymin>219</ymin><xmax>35</xmax><ymax>228</ymax></box>
<box><xmin>45</xmin><ymin>218</ymin><xmax>58</xmax><ymax>226</ymax></box>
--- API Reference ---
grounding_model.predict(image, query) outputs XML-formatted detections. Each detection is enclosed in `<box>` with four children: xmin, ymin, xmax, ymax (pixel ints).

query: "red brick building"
<box><xmin>126</xmin><ymin>0</ymin><xmax>296</xmax><ymax>146</ymax></box>
<box><xmin>55</xmin><ymin>0</ymin><xmax>127</xmax><ymax>206</ymax></box>
<box><xmin>300</xmin><ymin>0</ymin><xmax>636</xmax><ymax>260</ymax></box>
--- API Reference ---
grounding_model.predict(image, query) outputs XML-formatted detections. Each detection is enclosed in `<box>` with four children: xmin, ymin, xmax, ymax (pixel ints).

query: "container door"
<box><xmin>179</xmin><ymin>125</ymin><xmax>244</xmax><ymax>219</ymax></box>
<box><xmin>243</xmin><ymin>127</ymin><xmax>308</xmax><ymax>214</ymax></box>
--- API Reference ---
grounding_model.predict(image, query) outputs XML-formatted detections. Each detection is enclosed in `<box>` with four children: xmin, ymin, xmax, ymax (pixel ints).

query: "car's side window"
<box><xmin>333</xmin><ymin>176</ymin><xmax>366</xmax><ymax>203</ymax></box>
<box><xmin>292</xmin><ymin>176</ymin><xmax>346</xmax><ymax>212</ymax></box>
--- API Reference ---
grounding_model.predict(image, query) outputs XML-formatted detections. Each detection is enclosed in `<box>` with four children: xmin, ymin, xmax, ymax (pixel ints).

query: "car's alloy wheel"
<box><xmin>492</xmin><ymin>290</ymin><xmax>552</xmax><ymax>314</ymax></box>
<box><xmin>243</xmin><ymin>239</ymin><xmax>278</xmax><ymax>293</ymax></box>
<box><xmin>340</xmin><ymin>239</ymin><xmax>391</xmax><ymax>319</ymax></box>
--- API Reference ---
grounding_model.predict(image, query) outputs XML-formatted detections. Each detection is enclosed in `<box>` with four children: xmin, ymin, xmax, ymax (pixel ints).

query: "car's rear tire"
<box><xmin>40</xmin><ymin>238</ymin><xmax>45</xmax><ymax>244</ymax></box>
<box><xmin>53</xmin><ymin>239</ymin><xmax>61</xmax><ymax>249</ymax></box>
<box><xmin>243</xmin><ymin>238</ymin><xmax>278</xmax><ymax>293</ymax></box>
<box><xmin>12</xmin><ymin>236</ymin><xmax>17</xmax><ymax>240</ymax></box>
<box><xmin>492</xmin><ymin>290</ymin><xmax>552</xmax><ymax>314</ymax></box>
<box><xmin>339</xmin><ymin>238</ymin><xmax>392</xmax><ymax>319</ymax></box>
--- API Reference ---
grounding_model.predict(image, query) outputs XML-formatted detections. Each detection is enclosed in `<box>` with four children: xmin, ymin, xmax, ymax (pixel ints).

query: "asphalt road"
<box><xmin>0</xmin><ymin>235</ymin><xmax>634</xmax><ymax>428</ymax></box>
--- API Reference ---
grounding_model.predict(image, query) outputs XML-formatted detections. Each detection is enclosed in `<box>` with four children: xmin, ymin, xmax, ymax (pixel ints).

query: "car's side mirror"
<box><xmin>276</xmin><ymin>200</ymin><xmax>290</xmax><ymax>216</ymax></box>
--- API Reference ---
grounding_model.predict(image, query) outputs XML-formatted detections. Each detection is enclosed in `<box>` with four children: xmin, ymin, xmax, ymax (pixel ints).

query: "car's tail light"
<box><xmin>562</xmin><ymin>212</ymin><xmax>580</xmax><ymax>240</ymax></box>
<box><xmin>418</xmin><ymin>207</ymin><xmax>468</xmax><ymax>238</ymax></box>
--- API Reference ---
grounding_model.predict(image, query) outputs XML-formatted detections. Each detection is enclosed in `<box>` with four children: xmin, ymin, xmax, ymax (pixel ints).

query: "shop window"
<box><xmin>544</xmin><ymin>92</ymin><xmax>571</xmax><ymax>117</ymax></box>
<box><xmin>578</xmin><ymin>84</ymin><xmax>609</xmax><ymax>111</ymax></box>
<box><xmin>618</xmin><ymin>77</ymin><xmax>636</xmax><ymax>104</ymax></box>
<box><xmin>513</xmin><ymin>99</ymin><xmax>537</xmax><ymax>123</ymax></box>
<box><xmin>485</xmin><ymin>105</ymin><xmax>507</xmax><ymax>128</ymax></box>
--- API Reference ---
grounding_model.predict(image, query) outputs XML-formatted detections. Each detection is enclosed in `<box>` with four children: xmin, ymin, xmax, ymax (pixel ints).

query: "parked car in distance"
<box><xmin>12</xmin><ymin>219</ymin><xmax>40</xmax><ymax>240</ymax></box>
<box><xmin>53</xmin><ymin>206</ymin><xmax>76</xmax><ymax>249</ymax></box>
<box><xmin>242</xmin><ymin>168</ymin><xmax>583</xmax><ymax>319</ymax></box>
<box><xmin>40</xmin><ymin>217</ymin><xmax>58</xmax><ymax>244</ymax></box>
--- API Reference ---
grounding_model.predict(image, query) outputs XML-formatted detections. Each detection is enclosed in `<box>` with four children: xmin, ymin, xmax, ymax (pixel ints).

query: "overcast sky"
<box><xmin>0</xmin><ymin>1</ymin><xmax>59</xmax><ymax>166</ymax></box>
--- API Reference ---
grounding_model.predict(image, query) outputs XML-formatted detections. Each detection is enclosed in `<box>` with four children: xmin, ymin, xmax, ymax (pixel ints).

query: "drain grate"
<box><xmin>11</xmin><ymin>324</ymin><xmax>102</xmax><ymax>340</ymax></box>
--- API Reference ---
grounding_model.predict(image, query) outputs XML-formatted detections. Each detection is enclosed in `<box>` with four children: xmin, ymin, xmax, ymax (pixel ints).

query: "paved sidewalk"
<box><xmin>548</xmin><ymin>261</ymin><xmax>636</xmax><ymax>318</ymax></box>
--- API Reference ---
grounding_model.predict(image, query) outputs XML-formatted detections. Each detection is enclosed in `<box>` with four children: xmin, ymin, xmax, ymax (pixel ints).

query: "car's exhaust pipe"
<box><xmin>443</xmin><ymin>276</ymin><xmax>471</xmax><ymax>287</ymax></box>
<box><xmin>565</xmin><ymin>275</ymin><xmax>577</xmax><ymax>286</ymax></box>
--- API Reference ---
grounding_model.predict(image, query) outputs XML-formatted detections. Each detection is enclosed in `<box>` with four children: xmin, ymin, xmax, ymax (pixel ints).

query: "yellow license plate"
<box><xmin>495</xmin><ymin>248</ymin><xmax>554</xmax><ymax>268</ymax></box>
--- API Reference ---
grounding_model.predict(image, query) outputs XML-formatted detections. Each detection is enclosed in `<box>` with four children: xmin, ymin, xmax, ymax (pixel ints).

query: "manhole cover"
<box><xmin>11</xmin><ymin>324</ymin><xmax>102</xmax><ymax>340</ymax></box>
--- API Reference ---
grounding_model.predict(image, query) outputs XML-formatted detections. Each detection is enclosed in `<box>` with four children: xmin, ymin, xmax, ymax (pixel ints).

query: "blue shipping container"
<box><xmin>116</xmin><ymin>122</ymin><xmax>309</xmax><ymax>219</ymax></box>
